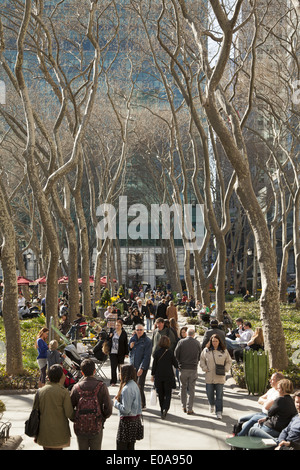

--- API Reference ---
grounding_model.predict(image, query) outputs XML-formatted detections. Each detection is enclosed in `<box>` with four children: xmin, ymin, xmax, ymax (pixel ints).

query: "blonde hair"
<box><xmin>277</xmin><ymin>379</ymin><xmax>294</xmax><ymax>395</ymax></box>
<box><xmin>252</xmin><ymin>327</ymin><xmax>264</xmax><ymax>345</ymax></box>
<box><xmin>49</xmin><ymin>340</ymin><xmax>58</xmax><ymax>350</ymax></box>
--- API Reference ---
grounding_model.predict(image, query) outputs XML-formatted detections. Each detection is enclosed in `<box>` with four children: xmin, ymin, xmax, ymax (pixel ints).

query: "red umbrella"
<box><xmin>78</xmin><ymin>276</ymin><xmax>94</xmax><ymax>285</ymax></box>
<box><xmin>17</xmin><ymin>276</ymin><xmax>34</xmax><ymax>285</ymax></box>
<box><xmin>34</xmin><ymin>276</ymin><xmax>47</xmax><ymax>284</ymax></box>
<box><xmin>100</xmin><ymin>276</ymin><xmax>117</xmax><ymax>285</ymax></box>
<box><xmin>58</xmin><ymin>276</ymin><xmax>69</xmax><ymax>284</ymax></box>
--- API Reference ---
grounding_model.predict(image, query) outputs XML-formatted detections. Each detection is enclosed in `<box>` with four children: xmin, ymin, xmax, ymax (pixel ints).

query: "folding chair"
<box><xmin>92</xmin><ymin>357</ymin><xmax>108</xmax><ymax>380</ymax></box>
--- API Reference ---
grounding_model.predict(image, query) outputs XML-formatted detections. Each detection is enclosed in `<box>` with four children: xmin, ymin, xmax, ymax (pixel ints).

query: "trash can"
<box><xmin>243</xmin><ymin>349</ymin><xmax>269</xmax><ymax>395</ymax></box>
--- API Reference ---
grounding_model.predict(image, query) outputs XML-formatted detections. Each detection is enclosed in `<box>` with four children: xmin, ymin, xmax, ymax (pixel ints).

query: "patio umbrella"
<box><xmin>34</xmin><ymin>276</ymin><xmax>47</xmax><ymax>285</ymax></box>
<box><xmin>17</xmin><ymin>276</ymin><xmax>34</xmax><ymax>285</ymax></box>
<box><xmin>58</xmin><ymin>276</ymin><xmax>69</xmax><ymax>284</ymax></box>
<box><xmin>78</xmin><ymin>276</ymin><xmax>94</xmax><ymax>285</ymax></box>
<box><xmin>100</xmin><ymin>276</ymin><xmax>117</xmax><ymax>285</ymax></box>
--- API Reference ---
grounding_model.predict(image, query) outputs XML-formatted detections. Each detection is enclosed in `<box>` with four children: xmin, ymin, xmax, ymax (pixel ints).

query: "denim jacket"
<box><xmin>114</xmin><ymin>380</ymin><xmax>142</xmax><ymax>417</ymax></box>
<box><xmin>129</xmin><ymin>332</ymin><xmax>152</xmax><ymax>371</ymax></box>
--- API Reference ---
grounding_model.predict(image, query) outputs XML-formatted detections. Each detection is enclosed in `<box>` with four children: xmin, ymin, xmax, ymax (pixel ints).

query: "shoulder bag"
<box><xmin>25</xmin><ymin>390</ymin><xmax>40</xmax><ymax>437</ymax></box>
<box><xmin>212</xmin><ymin>350</ymin><xmax>226</xmax><ymax>376</ymax></box>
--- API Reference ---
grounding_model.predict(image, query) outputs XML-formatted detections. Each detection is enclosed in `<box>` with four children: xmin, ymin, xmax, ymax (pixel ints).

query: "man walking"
<box><xmin>152</xmin><ymin>317</ymin><xmax>177</xmax><ymax>355</ymax></box>
<box><xmin>175</xmin><ymin>328</ymin><xmax>201</xmax><ymax>415</ymax></box>
<box><xmin>129</xmin><ymin>324</ymin><xmax>152</xmax><ymax>409</ymax></box>
<box><xmin>70</xmin><ymin>358</ymin><xmax>112</xmax><ymax>450</ymax></box>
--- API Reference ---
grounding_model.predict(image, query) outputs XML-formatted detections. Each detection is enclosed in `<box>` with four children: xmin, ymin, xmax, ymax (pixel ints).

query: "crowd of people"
<box><xmin>29</xmin><ymin>288</ymin><xmax>300</xmax><ymax>451</ymax></box>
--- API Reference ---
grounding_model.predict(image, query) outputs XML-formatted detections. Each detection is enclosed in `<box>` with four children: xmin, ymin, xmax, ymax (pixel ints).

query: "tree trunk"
<box><xmin>0</xmin><ymin>181</ymin><xmax>24</xmax><ymax>375</ymax></box>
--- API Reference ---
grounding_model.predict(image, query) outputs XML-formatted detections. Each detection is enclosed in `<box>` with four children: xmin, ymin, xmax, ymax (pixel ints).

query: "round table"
<box><xmin>225</xmin><ymin>436</ymin><xmax>277</xmax><ymax>450</ymax></box>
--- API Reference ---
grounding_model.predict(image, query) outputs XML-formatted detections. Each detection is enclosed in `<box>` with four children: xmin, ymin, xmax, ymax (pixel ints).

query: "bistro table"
<box><xmin>225</xmin><ymin>436</ymin><xmax>277</xmax><ymax>450</ymax></box>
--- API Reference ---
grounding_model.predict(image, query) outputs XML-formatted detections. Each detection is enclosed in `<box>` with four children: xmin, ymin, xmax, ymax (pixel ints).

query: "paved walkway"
<box><xmin>0</xmin><ymin>315</ymin><xmax>260</xmax><ymax>451</ymax></box>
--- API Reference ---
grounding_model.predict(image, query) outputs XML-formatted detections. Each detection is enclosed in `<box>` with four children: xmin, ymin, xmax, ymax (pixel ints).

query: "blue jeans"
<box><xmin>237</xmin><ymin>412</ymin><xmax>267</xmax><ymax>436</ymax></box>
<box><xmin>146</xmin><ymin>318</ymin><xmax>153</xmax><ymax>331</ymax></box>
<box><xmin>225</xmin><ymin>338</ymin><xmax>244</xmax><ymax>351</ymax></box>
<box><xmin>249</xmin><ymin>422</ymin><xmax>280</xmax><ymax>439</ymax></box>
<box><xmin>205</xmin><ymin>383</ymin><xmax>224</xmax><ymax>413</ymax></box>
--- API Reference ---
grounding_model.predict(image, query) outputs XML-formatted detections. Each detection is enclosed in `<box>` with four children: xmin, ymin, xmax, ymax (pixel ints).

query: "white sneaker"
<box><xmin>209</xmin><ymin>405</ymin><xmax>215</xmax><ymax>414</ymax></box>
<box><xmin>216</xmin><ymin>412</ymin><xmax>222</xmax><ymax>420</ymax></box>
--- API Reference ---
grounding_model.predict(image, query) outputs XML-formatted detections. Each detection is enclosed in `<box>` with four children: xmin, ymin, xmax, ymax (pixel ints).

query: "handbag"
<box><xmin>25</xmin><ymin>391</ymin><xmax>40</xmax><ymax>437</ymax></box>
<box><xmin>212</xmin><ymin>351</ymin><xmax>225</xmax><ymax>376</ymax></box>
<box><xmin>136</xmin><ymin>415</ymin><xmax>144</xmax><ymax>440</ymax></box>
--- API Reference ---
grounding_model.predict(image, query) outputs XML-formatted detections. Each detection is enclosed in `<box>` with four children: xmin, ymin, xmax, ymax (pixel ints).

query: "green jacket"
<box><xmin>34</xmin><ymin>382</ymin><xmax>74</xmax><ymax>448</ymax></box>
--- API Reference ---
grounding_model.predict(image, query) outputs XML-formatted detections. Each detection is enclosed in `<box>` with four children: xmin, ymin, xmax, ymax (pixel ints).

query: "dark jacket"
<box><xmin>129</xmin><ymin>332</ymin><xmax>152</xmax><ymax>371</ymax></box>
<box><xmin>278</xmin><ymin>414</ymin><xmax>300</xmax><ymax>449</ymax></box>
<box><xmin>107</xmin><ymin>328</ymin><xmax>129</xmax><ymax>361</ymax></box>
<box><xmin>156</xmin><ymin>302</ymin><xmax>167</xmax><ymax>319</ymax></box>
<box><xmin>175</xmin><ymin>336</ymin><xmax>201</xmax><ymax>370</ymax></box>
<box><xmin>145</xmin><ymin>303</ymin><xmax>155</xmax><ymax>319</ymax></box>
<box><xmin>152</xmin><ymin>327</ymin><xmax>177</xmax><ymax>355</ymax></box>
<box><xmin>265</xmin><ymin>395</ymin><xmax>297</xmax><ymax>432</ymax></box>
<box><xmin>201</xmin><ymin>327</ymin><xmax>226</xmax><ymax>350</ymax></box>
<box><xmin>152</xmin><ymin>347</ymin><xmax>178</xmax><ymax>386</ymax></box>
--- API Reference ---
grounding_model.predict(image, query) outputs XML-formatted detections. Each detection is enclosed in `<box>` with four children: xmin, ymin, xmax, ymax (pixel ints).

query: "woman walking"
<box><xmin>151</xmin><ymin>335</ymin><xmax>178</xmax><ymax>419</ymax></box>
<box><xmin>200</xmin><ymin>334</ymin><xmax>232</xmax><ymax>420</ymax></box>
<box><xmin>145</xmin><ymin>299</ymin><xmax>155</xmax><ymax>332</ymax></box>
<box><xmin>35</xmin><ymin>327</ymin><xmax>49</xmax><ymax>388</ymax></box>
<box><xmin>113</xmin><ymin>364</ymin><xmax>143</xmax><ymax>450</ymax></box>
<box><xmin>107</xmin><ymin>319</ymin><xmax>129</xmax><ymax>386</ymax></box>
<box><xmin>33</xmin><ymin>364</ymin><xmax>74</xmax><ymax>450</ymax></box>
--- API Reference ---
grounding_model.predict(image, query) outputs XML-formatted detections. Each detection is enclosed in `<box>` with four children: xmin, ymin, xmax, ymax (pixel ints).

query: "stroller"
<box><xmin>63</xmin><ymin>344</ymin><xmax>85</xmax><ymax>384</ymax></box>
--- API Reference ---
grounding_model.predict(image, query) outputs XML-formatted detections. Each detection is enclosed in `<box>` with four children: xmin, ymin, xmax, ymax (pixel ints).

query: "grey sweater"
<box><xmin>174</xmin><ymin>337</ymin><xmax>201</xmax><ymax>370</ymax></box>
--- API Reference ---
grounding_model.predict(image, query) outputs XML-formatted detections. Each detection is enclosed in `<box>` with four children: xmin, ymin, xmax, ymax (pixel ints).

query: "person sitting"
<box><xmin>86</xmin><ymin>319</ymin><xmax>101</xmax><ymax>338</ymax></box>
<box><xmin>226</xmin><ymin>317</ymin><xmax>244</xmax><ymax>340</ymax></box>
<box><xmin>18</xmin><ymin>301</ymin><xmax>31</xmax><ymax>319</ymax></box>
<box><xmin>243</xmin><ymin>290</ymin><xmax>250</xmax><ymax>301</ymax></box>
<box><xmin>59</xmin><ymin>313</ymin><xmax>71</xmax><ymax>336</ymax></box>
<box><xmin>92</xmin><ymin>330</ymin><xmax>108</xmax><ymax>362</ymax></box>
<box><xmin>232</xmin><ymin>372</ymin><xmax>284</xmax><ymax>436</ymax></box>
<box><xmin>29</xmin><ymin>299</ymin><xmax>41</xmax><ymax>317</ymax></box>
<box><xmin>225</xmin><ymin>321</ymin><xmax>253</xmax><ymax>354</ymax></box>
<box><xmin>233</xmin><ymin>326</ymin><xmax>264</xmax><ymax>362</ymax></box>
<box><xmin>247</xmin><ymin>326</ymin><xmax>264</xmax><ymax>351</ymax></box>
<box><xmin>222</xmin><ymin>310</ymin><xmax>233</xmax><ymax>329</ymax></box>
<box><xmin>249</xmin><ymin>379</ymin><xmax>297</xmax><ymax>440</ymax></box>
<box><xmin>275</xmin><ymin>390</ymin><xmax>300</xmax><ymax>450</ymax></box>
<box><xmin>201</xmin><ymin>320</ymin><xmax>226</xmax><ymax>350</ymax></box>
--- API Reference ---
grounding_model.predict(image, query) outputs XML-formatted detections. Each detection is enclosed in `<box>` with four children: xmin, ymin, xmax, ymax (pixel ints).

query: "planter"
<box><xmin>243</xmin><ymin>349</ymin><xmax>269</xmax><ymax>395</ymax></box>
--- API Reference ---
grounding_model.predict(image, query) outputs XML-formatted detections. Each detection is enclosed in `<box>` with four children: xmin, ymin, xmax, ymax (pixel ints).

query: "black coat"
<box><xmin>156</xmin><ymin>302</ymin><xmax>167</xmax><ymax>319</ymax></box>
<box><xmin>152</xmin><ymin>347</ymin><xmax>178</xmax><ymax>386</ymax></box>
<box><xmin>107</xmin><ymin>328</ymin><xmax>129</xmax><ymax>361</ymax></box>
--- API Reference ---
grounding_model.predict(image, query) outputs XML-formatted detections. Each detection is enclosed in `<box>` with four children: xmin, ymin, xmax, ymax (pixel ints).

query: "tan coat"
<box><xmin>200</xmin><ymin>348</ymin><xmax>232</xmax><ymax>384</ymax></box>
<box><xmin>34</xmin><ymin>382</ymin><xmax>74</xmax><ymax>448</ymax></box>
<box><xmin>166</xmin><ymin>305</ymin><xmax>178</xmax><ymax>322</ymax></box>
